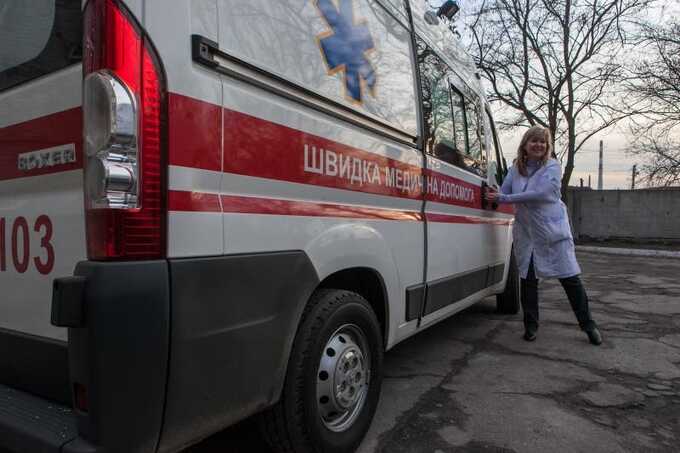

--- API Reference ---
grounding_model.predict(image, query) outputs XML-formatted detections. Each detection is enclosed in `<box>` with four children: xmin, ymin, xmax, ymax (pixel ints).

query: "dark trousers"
<box><xmin>521</xmin><ymin>257</ymin><xmax>596</xmax><ymax>332</ymax></box>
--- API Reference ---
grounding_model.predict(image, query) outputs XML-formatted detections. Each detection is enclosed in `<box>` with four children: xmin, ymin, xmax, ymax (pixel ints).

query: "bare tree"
<box><xmin>466</xmin><ymin>0</ymin><xmax>652</xmax><ymax>193</ymax></box>
<box><xmin>624</xmin><ymin>19</ymin><xmax>680</xmax><ymax>186</ymax></box>
<box><xmin>628</xmin><ymin>134</ymin><xmax>680</xmax><ymax>186</ymax></box>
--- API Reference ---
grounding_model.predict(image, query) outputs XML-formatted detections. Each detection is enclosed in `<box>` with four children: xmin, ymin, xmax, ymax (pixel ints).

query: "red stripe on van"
<box><xmin>219</xmin><ymin>194</ymin><xmax>423</xmax><ymax>221</ymax></box>
<box><xmin>168</xmin><ymin>190</ymin><xmax>512</xmax><ymax>226</ymax></box>
<box><xmin>222</xmin><ymin>109</ymin><xmax>424</xmax><ymax>200</ymax></box>
<box><xmin>219</xmin><ymin>108</ymin><xmax>500</xmax><ymax>213</ymax></box>
<box><xmin>426</xmin><ymin>213</ymin><xmax>513</xmax><ymax>226</ymax></box>
<box><xmin>168</xmin><ymin>190</ymin><xmax>422</xmax><ymax>221</ymax></box>
<box><xmin>0</xmin><ymin>108</ymin><xmax>82</xmax><ymax>182</ymax></box>
<box><xmin>168</xmin><ymin>190</ymin><xmax>221</xmax><ymax>212</ymax></box>
<box><xmin>168</xmin><ymin>93</ymin><xmax>222</xmax><ymax>171</ymax></box>
<box><xmin>423</xmin><ymin>168</ymin><xmax>480</xmax><ymax>210</ymax></box>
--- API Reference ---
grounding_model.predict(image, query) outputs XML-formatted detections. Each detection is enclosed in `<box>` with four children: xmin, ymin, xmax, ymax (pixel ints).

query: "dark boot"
<box><xmin>521</xmin><ymin>259</ymin><xmax>539</xmax><ymax>342</ymax></box>
<box><xmin>586</xmin><ymin>327</ymin><xmax>603</xmax><ymax>345</ymax></box>
<box><xmin>523</xmin><ymin>327</ymin><xmax>537</xmax><ymax>342</ymax></box>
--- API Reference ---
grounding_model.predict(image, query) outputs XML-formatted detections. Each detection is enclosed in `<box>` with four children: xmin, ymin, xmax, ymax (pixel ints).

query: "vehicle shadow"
<box><xmin>184</xmin><ymin>417</ymin><xmax>272</xmax><ymax>452</ymax></box>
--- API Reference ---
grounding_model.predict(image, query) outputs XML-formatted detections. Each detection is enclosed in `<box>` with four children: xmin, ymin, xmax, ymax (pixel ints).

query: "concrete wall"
<box><xmin>565</xmin><ymin>188</ymin><xmax>680</xmax><ymax>241</ymax></box>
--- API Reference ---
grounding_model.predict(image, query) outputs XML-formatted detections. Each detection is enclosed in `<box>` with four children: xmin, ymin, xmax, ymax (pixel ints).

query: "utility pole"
<box><xmin>588</xmin><ymin>175</ymin><xmax>591</xmax><ymax>188</ymax></box>
<box><xmin>631</xmin><ymin>164</ymin><xmax>637</xmax><ymax>190</ymax></box>
<box><xmin>597</xmin><ymin>140</ymin><xmax>604</xmax><ymax>190</ymax></box>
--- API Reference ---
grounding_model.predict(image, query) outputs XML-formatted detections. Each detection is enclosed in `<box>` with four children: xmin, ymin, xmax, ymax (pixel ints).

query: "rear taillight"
<box><xmin>83</xmin><ymin>0</ymin><xmax>166</xmax><ymax>260</ymax></box>
<box><xmin>74</xmin><ymin>382</ymin><xmax>89</xmax><ymax>413</ymax></box>
<box><xmin>84</xmin><ymin>71</ymin><xmax>138</xmax><ymax>208</ymax></box>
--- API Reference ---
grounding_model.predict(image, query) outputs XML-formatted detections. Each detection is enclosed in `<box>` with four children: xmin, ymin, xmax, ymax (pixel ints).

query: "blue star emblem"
<box><xmin>316</xmin><ymin>0</ymin><xmax>377</xmax><ymax>103</ymax></box>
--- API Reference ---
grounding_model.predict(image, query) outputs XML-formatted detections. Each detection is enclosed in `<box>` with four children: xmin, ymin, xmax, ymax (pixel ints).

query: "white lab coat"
<box><xmin>499</xmin><ymin>159</ymin><xmax>581</xmax><ymax>279</ymax></box>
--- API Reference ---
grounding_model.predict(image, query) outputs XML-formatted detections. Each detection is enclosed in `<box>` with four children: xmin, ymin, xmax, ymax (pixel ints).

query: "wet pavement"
<box><xmin>189</xmin><ymin>252</ymin><xmax>680</xmax><ymax>452</ymax></box>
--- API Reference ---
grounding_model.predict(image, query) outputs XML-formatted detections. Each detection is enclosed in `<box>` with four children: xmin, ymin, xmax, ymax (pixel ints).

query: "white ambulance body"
<box><xmin>0</xmin><ymin>1</ymin><xmax>518</xmax><ymax>452</ymax></box>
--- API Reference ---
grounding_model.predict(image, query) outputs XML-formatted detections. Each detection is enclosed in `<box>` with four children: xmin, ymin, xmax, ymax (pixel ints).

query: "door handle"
<box><xmin>481</xmin><ymin>181</ymin><xmax>498</xmax><ymax>210</ymax></box>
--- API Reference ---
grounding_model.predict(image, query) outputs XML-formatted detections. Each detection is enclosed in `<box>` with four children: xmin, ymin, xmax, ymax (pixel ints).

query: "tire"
<box><xmin>259</xmin><ymin>289</ymin><xmax>384</xmax><ymax>453</ymax></box>
<box><xmin>496</xmin><ymin>248</ymin><xmax>520</xmax><ymax>314</ymax></box>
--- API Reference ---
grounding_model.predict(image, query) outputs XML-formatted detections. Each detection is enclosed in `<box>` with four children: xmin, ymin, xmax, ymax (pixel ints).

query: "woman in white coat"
<box><xmin>486</xmin><ymin>126</ymin><xmax>602</xmax><ymax>345</ymax></box>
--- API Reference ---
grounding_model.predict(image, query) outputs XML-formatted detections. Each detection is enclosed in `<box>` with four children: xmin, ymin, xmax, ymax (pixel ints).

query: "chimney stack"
<box><xmin>597</xmin><ymin>140</ymin><xmax>603</xmax><ymax>190</ymax></box>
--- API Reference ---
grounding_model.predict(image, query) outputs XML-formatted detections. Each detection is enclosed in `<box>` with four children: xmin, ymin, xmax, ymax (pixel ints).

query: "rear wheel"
<box><xmin>260</xmin><ymin>289</ymin><xmax>383</xmax><ymax>453</ymax></box>
<box><xmin>496</xmin><ymin>248</ymin><xmax>520</xmax><ymax>314</ymax></box>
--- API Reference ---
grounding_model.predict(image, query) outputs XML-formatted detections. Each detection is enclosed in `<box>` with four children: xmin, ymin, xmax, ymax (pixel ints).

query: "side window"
<box><xmin>486</xmin><ymin>108</ymin><xmax>507</xmax><ymax>186</ymax></box>
<box><xmin>431</xmin><ymin>77</ymin><xmax>455</xmax><ymax>156</ymax></box>
<box><xmin>0</xmin><ymin>0</ymin><xmax>82</xmax><ymax>92</ymax></box>
<box><xmin>417</xmin><ymin>39</ymin><xmax>455</xmax><ymax>160</ymax></box>
<box><xmin>417</xmin><ymin>37</ymin><xmax>486</xmax><ymax>176</ymax></box>
<box><xmin>463</xmin><ymin>98</ymin><xmax>487</xmax><ymax>176</ymax></box>
<box><xmin>449</xmin><ymin>88</ymin><xmax>468</xmax><ymax>157</ymax></box>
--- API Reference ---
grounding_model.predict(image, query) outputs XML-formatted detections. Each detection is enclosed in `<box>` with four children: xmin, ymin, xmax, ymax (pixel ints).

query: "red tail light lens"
<box><xmin>83</xmin><ymin>0</ymin><xmax>166</xmax><ymax>260</ymax></box>
<box><xmin>74</xmin><ymin>382</ymin><xmax>89</xmax><ymax>413</ymax></box>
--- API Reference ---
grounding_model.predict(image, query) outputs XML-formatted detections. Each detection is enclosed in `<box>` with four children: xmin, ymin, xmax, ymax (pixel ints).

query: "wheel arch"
<box><xmin>270</xmin><ymin>265</ymin><xmax>390</xmax><ymax>412</ymax></box>
<box><xmin>302</xmin><ymin>222</ymin><xmax>400</xmax><ymax>347</ymax></box>
<box><xmin>270</xmin><ymin>224</ymin><xmax>399</xmax><ymax>409</ymax></box>
<box><xmin>317</xmin><ymin>267</ymin><xmax>389</xmax><ymax>348</ymax></box>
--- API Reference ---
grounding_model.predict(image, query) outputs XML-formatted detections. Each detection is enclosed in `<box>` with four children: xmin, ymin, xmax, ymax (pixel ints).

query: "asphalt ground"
<box><xmin>188</xmin><ymin>252</ymin><xmax>680</xmax><ymax>452</ymax></box>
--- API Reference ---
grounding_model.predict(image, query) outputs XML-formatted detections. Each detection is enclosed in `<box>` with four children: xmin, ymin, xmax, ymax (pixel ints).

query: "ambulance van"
<box><xmin>0</xmin><ymin>0</ymin><xmax>518</xmax><ymax>452</ymax></box>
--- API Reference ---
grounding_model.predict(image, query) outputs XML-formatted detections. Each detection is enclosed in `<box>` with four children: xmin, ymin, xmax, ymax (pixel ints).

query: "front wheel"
<box><xmin>496</xmin><ymin>248</ymin><xmax>520</xmax><ymax>314</ymax></box>
<box><xmin>260</xmin><ymin>289</ymin><xmax>383</xmax><ymax>453</ymax></box>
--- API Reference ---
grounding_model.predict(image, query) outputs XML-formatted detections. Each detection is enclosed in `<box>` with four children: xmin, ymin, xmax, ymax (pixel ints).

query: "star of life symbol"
<box><xmin>315</xmin><ymin>0</ymin><xmax>377</xmax><ymax>103</ymax></box>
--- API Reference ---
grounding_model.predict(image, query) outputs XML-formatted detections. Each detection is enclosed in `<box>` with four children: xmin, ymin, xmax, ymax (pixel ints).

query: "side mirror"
<box><xmin>437</xmin><ymin>1</ymin><xmax>460</xmax><ymax>20</ymax></box>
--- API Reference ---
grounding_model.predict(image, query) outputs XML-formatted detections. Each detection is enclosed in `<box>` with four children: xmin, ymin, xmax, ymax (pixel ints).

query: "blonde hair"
<box><xmin>516</xmin><ymin>126</ymin><xmax>552</xmax><ymax>176</ymax></box>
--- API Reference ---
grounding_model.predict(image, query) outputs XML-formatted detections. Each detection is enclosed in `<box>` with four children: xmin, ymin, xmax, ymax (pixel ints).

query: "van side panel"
<box><xmin>147</xmin><ymin>0</ymin><xmax>426</xmax><ymax>348</ymax></box>
<box><xmin>144</xmin><ymin>0</ymin><xmax>426</xmax><ymax>449</ymax></box>
<box><xmin>217</xmin><ymin>82</ymin><xmax>424</xmax><ymax>345</ymax></box>
<box><xmin>214</xmin><ymin>0</ymin><xmax>425</xmax><ymax>348</ymax></box>
<box><xmin>146</xmin><ymin>0</ymin><xmax>225</xmax><ymax>259</ymax></box>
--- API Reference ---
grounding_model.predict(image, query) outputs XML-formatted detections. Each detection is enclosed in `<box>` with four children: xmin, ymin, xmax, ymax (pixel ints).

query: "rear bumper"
<box><xmin>0</xmin><ymin>260</ymin><xmax>170</xmax><ymax>453</ymax></box>
<box><xmin>0</xmin><ymin>251</ymin><xmax>318</xmax><ymax>453</ymax></box>
<box><xmin>67</xmin><ymin>260</ymin><xmax>170</xmax><ymax>453</ymax></box>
